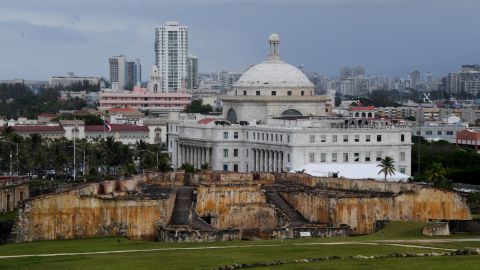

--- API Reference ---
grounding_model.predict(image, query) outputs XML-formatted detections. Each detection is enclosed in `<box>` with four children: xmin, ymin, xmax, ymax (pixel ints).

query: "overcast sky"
<box><xmin>1</xmin><ymin>0</ymin><xmax>479</xmax><ymax>80</ymax></box>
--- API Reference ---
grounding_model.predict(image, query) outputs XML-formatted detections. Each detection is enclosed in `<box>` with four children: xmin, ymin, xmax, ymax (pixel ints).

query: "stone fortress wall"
<box><xmin>10</xmin><ymin>172</ymin><xmax>471</xmax><ymax>242</ymax></box>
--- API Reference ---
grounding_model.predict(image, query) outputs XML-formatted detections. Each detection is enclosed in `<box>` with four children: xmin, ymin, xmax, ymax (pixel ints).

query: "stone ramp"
<box><xmin>265</xmin><ymin>192</ymin><xmax>310</xmax><ymax>227</ymax></box>
<box><xmin>169</xmin><ymin>187</ymin><xmax>195</xmax><ymax>225</ymax></box>
<box><xmin>169</xmin><ymin>187</ymin><xmax>214</xmax><ymax>231</ymax></box>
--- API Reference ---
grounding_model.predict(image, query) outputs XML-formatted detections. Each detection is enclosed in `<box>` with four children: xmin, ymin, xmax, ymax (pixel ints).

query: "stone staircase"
<box><xmin>265</xmin><ymin>191</ymin><xmax>310</xmax><ymax>227</ymax></box>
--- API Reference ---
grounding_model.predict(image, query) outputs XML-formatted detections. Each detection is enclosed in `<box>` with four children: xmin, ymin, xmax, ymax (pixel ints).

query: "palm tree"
<box><xmin>377</xmin><ymin>156</ymin><xmax>396</xmax><ymax>181</ymax></box>
<box><xmin>424</xmin><ymin>162</ymin><xmax>452</xmax><ymax>189</ymax></box>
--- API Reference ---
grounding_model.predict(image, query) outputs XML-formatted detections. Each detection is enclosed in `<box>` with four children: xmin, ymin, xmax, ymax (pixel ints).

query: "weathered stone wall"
<box><xmin>196</xmin><ymin>184</ymin><xmax>278</xmax><ymax>229</ymax></box>
<box><xmin>283</xmin><ymin>173</ymin><xmax>421</xmax><ymax>194</ymax></box>
<box><xmin>283</xmin><ymin>187</ymin><xmax>471</xmax><ymax>234</ymax></box>
<box><xmin>11</xmin><ymin>180</ymin><xmax>176</xmax><ymax>242</ymax></box>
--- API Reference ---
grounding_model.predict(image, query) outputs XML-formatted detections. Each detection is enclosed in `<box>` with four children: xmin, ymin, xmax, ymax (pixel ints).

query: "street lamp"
<box><xmin>69</xmin><ymin>145</ymin><xmax>86</xmax><ymax>181</ymax></box>
<box><xmin>1</xmin><ymin>138</ymin><xmax>19</xmax><ymax>176</ymax></box>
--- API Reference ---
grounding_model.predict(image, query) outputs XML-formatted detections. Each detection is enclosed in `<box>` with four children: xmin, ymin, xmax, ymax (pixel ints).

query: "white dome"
<box><xmin>269</xmin><ymin>33</ymin><xmax>280</xmax><ymax>42</ymax></box>
<box><xmin>234</xmin><ymin>60</ymin><xmax>314</xmax><ymax>88</ymax></box>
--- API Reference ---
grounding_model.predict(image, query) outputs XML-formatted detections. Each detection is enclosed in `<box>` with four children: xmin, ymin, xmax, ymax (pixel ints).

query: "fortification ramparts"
<box><xmin>9</xmin><ymin>171</ymin><xmax>472</xmax><ymax>242</ymax></box>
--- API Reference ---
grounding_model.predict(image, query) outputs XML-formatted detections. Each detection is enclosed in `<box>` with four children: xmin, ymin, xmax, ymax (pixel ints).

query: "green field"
<box><xmin>0</xmin><ymin>222</ymin><xmax>479</xmax><ymax>270</ymax></box>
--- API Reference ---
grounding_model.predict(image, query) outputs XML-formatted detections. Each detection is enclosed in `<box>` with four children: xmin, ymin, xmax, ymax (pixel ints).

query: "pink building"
<box><xmin>99</xmin><ymin>86</ymin><xmax>191</xmax><ymax>113</ymax></box>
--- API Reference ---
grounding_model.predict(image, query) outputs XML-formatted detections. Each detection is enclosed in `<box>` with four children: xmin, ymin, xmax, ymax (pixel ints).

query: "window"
<box><xmin>332</xmin><ymin>153</ymin><xmax>337</xmax><ymax>162</ymax></box>
<box><xmin>320</xmin><ymin>153</ymin><xmax>326</xmax><ymax>162</ymax></box>
<box><xmin>270</xmin><ymin>134</ymin><xmax>273</xmax><ymax>141</ymax></box>
<box><xmin>400</xmin><ymin>152</ymin><xmax>405</xmax><ymax>161</ymax></box>
<box><xmin>233</xmin><ymin>164</ymin><xmax>239</xmax><ymax>172</ymax></box>
<box><xmin>426</xmin><ymin>131</ymin><xmax>433</xmax><ymax>135</ymax></box>
<box><xmin>437</xmin><ymin>131</ymin><xmax>442</xmax><ymax>135</ymax></box>
<box><xmin>223</xmin><ymin>164</ymin><xmax>228</xmax><ymax>171</ymax></box>
<box><xmin>446</xmin><ymin>131</ymin><xmax>454</xmax><ymax>136</ymax></box>
<box><xmin>416</xmin><ymin>131</ymin><xmax>421</xmax><ymax>135</ymax></box>
<box><xmin>332</xmin><ymin>135</ymin><xmax>337</xmax><ymax>142</ymax></box>
<box><xmin>262</xmin><ymin>133</ymin><xmax>264</xmax><ymax>140</ymax></box>
<box><xmin>310</xmin><ymin>135</ymin><xmax>315</xmax><ymax>143</ymax></box>
<box><xmin>377</xmin><ymin>135</ymin><xmax>382</xmax><ymax>142</ymax></box>
<box><xmin>366</xmin><ymin>135</ymin><xmax>371</xmax><ymax>142</ymax></box>
<box><xmin>223</xmin><ymin>149</ymin><xmax>228</xmax><ymax>157</ymax></box>
<box><xmin>271</xmin><ymin>91</ymin><xmax>276</xmax><ymax>96</ymax></box>
<box><xmin>343</xmin><ymin>135</ymin><xmax>348</xmax><ymax>142</ymax></box>
<box><xmin>354</xmin><ymin>153</ymin><xmax>359</xmax><ymax>162</ymax></box>
<box><xmin>309</xmin><ymin>153</ymin><xmax>315</xmax><ymax>163</ymax></box>
<box><xmin>287</xmin><ymin>135</ymin><xmax>290</xmax><ymax>143</ymax></box>
<box><xmin>365</xmin><ymin>152</ymin><xmax>371</xmax><ymax>162</ymax></box>
<box><xmin>399</xmin><ymin>167</ymin><xmax>406</xmax><ymax>174</ymax></box>
<box><xmin>301</xmin><ymin>91</ymin><xmax>305</xmax><ymax>96</ymax></box>
<box><xmin>234</xmin><ymin>132</ymin><xmax>239</xmax><ymax>139</ymax></box>
<box><xmin>256</xmin><ymin>91</ymin><xmax>260</xmax><ymax>96</ymax></box>
<box><xmin>280</xmin><ymin>135</ymin><xmax>283</xmax><ymax>142</ymax></box>
<box><xmin>223</xmin><ymin>132</ymin><xmax>228</xmax><ymax>139</ymax></box>
<box><xmin>287</xmin><ymin>91</ymin><xmax>292</xmax><ymax>96</ymax></box>
<box><xmin>343</xmin><ymin>153</ymin><xmax>349</xmax><ymax>162</ymax></box>
<box><xmin>275</xmin><ymin>134</ymin><xmax>278</xmax><ymax>141</ymax></box>
<box><xmin>354</xmin><ymin>135</ymin><xmax>359</xmax><ymax>142</ymax></box>
<box><xmin>376</xmin><ymin>152</ymin><xmax>382</xmax><ymax>161</ymax></box>
<box><xmin>401</xmin><ymin>134</ymin><xmax>405</xmax><ymax>142</ymax></box>
<box><xmin>253</xmin><ymin>133</ymin><xmax>256</xmax><ymax>140</ymax></box>
<box><xmin>287</xmin><ymin>153</ymin><xmax>291</xmax><ymax>162</ymax></box>
<box><xmin>234</xmin><ymin>149</ymin><xmax>239</xmax><ymax>157</ymax></box>
<box><xmin>246</xmin><ymin>149</ymin><xmax>249</xmax><ymax>157</ymax></box>
<box><xmin>321</xmin><ymin>135</ymin><xmax>326</xmax><ymax>142</ymax></box>
<box><xmin>243</xmin><ymin>91</ymin><xmax>247</xmax><ymax>96</ymax></box>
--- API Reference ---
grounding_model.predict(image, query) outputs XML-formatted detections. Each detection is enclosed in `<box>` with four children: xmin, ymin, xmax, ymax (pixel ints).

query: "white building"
<box><xmin>155</xmin><ymin>21</ymin><xmax>188</xmax><ymax>92</ymax></box>
<box><xmin>48</xmin><ymin>72</ymin><xmax>100</xmax><ymax>88</ymax></box>
<box><xmin>168</xmin><ymin>34</ymin><xmax>412</xmax><ymax>176</ymax></box>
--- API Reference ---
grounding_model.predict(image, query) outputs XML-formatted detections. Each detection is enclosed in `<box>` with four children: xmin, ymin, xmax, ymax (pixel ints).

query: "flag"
<box><xmin>104</xmin><ymin>120</ymin><xmax>112</xmax><ymax>132</ymax></box>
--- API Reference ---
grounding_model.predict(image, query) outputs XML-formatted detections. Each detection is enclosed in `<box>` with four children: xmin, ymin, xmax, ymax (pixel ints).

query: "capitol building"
<box><xmin>168</xmin><ymin>34</ymin><xmax>412</xmax><ymax>176</ymax></box>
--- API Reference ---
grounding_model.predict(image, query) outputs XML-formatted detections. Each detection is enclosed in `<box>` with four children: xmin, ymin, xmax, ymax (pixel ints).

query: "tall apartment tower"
<box><xmin>109</xmin><ymin>55</ymin><xmax>126</xmax><ymax>90</ymax></box>
<box><xmin>154</xmin><ymin>21</ymin><xmax>188</xmax><ymax>92</ymax></box>
<box><xmin>187</xmin><ymin>54</ymin><xmax>199</xmax><ymax>92</ymax></box>
<box><xmin>126</xmin><ymin>58</ymin><xmax>142</xmax><ymax>87</ymax></box>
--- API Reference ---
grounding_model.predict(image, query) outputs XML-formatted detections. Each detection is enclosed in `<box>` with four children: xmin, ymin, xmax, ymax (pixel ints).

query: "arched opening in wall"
<box><xmin>98</xmin><ymin>184</ymin><xmax>105</xmax><ymax>195</ymax></box>
<box><xmin>6</xmin><ymin>194</ymin><xmax>10</xmax><ymax>211</ymax></box>
<box><xmin>361</xmin><ymin>112</ymin><xmax>366</xmax><ymax>118</ymax></box>
<box><xmin>227</xmin><ymin>108</ymin><xmax>238</xmax><ymax>123</ymax></box>
<box><xmin>367</xmin><ymin>112</ymin><xmax>372</xmax><ymax>118</ymax></box>
<box><xmin>281</xmin><ymin>109</ymin><xmax>302</xmax><ymax>117</ymax></box>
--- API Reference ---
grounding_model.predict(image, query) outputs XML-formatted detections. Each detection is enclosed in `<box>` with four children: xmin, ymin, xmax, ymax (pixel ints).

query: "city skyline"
<box><xmin>1</xmin><ymin>0</ymin><xmax>480</xmax><ymax>80</ymax></box>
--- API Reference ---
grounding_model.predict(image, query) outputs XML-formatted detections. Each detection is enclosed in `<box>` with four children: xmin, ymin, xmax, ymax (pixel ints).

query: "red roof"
<box><xmin>457</xmin><ymin>129</ymin><xmax>480</xmax><ymax>140</ymax></box>
<box><xmin>197</xmin><ymin>118</ymin><xmax>218</xmax><ymax>125</ymax></box>
<box><xmin>350</xmin><ymin>106</ymin><xmax>376</xmax><ymax>111</ymax></box>
<box><xmin>107</xmin><ymin>107</ymin><xmax>139</xmax><ymax>113</ymax></box>
<box><xmin>85</xmin><ymin>124</ymin><xmax>149</xmax><ymax>132</ymax></box>
<box><xmin>0</xmin><ymin>126</ymin><xmax>64</xmax><ymax>132</ymax></box>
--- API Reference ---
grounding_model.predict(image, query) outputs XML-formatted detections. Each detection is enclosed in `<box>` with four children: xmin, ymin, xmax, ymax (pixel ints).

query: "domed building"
<box><xmin>221</xmin><ymin>34</ymin><xmax>331</xmax><ymax>123</ymax></box>
<box><xmin>168</xmin><ymin>34</ymin><xmax>412</xmax><ymax>177</ymax></box>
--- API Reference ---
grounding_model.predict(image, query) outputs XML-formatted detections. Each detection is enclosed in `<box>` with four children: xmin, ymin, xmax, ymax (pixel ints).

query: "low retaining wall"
<box><xmin>449</xmin><ymin>220</ymin><xmax>480</xmax><ymax>233</ymax></box>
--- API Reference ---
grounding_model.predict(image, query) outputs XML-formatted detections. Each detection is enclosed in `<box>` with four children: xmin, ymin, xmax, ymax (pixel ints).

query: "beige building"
<box><xmin>0</xmin><ymin>176</ymin><xmax>29</xmax><ymax>213</ymax></box>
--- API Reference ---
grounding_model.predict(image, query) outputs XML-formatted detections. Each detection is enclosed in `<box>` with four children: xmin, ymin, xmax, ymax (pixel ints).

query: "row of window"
<box><xmin>419</xmin><ymin>130</ymin><xmax>455</xmax><ymax>136</ymax></box>
<box><xmin>308</xmin><ymin>151</ymin><xmax>406</xmax><ymax>163</ymax></box>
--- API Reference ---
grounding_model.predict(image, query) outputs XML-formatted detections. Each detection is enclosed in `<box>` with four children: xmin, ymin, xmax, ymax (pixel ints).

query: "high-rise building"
<box><xmin>109</xmin><ymin>55</ymin><xmax>126</xmax><ymax>90</ymax></box>
<box><xmin>340</xmin><ymin>66</ymin><xmax>365</xmax><ymax>80</ymax></box>
<box><xmin>126</xmin><ymin>58</ymin><xmax>142</xmax><ymax>88</ymax></box>
<box><xmin>187</xmin><ymin>55</ymin><xmax>199</xmax><ymax>91</ymax></box>
<box><xmin>154</xmin><ymin>21</ymin><xmax>188</xmax><ymax>92</ymax></box>
<box><xmin>109</xmin><ymin>55</ymin><xmax>141</xmax><ymax>90</ymax></box>
<box><xmin>410</xmin><ymin>70</ymin><xmax>421</xmax><ymax>91</ymax></box>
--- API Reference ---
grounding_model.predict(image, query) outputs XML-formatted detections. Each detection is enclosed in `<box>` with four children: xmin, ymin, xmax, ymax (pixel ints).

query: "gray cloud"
<box><xmin>0</xmin><ymin>0</ymin><xmax>479</xmax><ymax>80</ymax></box>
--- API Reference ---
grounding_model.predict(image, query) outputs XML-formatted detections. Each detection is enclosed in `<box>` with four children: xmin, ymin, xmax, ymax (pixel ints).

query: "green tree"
<box><xmin>180</xmin><ymin>163</ymin><xmax>196</xmax><ymax>173</ymax></box>
<box><xmin>424</xmin><ymin>162</ymin><xmax>453</xmax><ymax>189</ymax></box>
<box><xmin>377</xmin><ymin>156</ymin><xmax>396</xmax><ymax>181</ymax></box>
<box><xmin>184</xmin><ymin>99</ymin><xmax>213</xmax><ymax>114</ymax></box>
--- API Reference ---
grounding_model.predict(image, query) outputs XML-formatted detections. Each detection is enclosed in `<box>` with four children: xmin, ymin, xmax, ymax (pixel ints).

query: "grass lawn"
<box><xmin>0</xmin><ymin>243</ymin><xmax>440</xmax><ymax>270</ymax></box>
<box><xmin>0</xmin><ymin>221</ymin><xmax>479</xmax><ymax>270</ymax></box>
<box><xmin>251</xmin><ymin>256</ymin><xmax>480</xmax><ymax>270</ymax></box>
